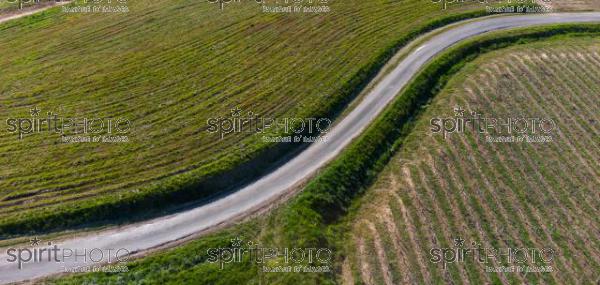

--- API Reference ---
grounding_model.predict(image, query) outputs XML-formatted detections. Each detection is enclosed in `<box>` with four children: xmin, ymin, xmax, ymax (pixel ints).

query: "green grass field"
<box><xmin>44</xmin><ymin>26</ymin><xmax>600</xmax><ymax>285</ymax></box>
<box><xmin>0</xmin><ymin>0</ymin><xmax>486</xmax><ymax>236</ymax></box>
<box><xmin>343</xmin><ymin>37</ymin><xmax>600</xmax><ymax>284</ymax></box>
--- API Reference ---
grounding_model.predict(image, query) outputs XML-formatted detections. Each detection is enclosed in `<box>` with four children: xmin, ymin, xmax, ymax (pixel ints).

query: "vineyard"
<box><xmin>0</xmin><ymin>0</ymin><xmax>599</xmax><ymax>282</ymax></box>
<box><xmin>343</xmin><ymin>37</ymin><xmax>600</xmax><ymax>284</ymax></box>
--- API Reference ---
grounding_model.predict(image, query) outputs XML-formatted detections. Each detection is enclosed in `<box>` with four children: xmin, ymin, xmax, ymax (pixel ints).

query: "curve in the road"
<box><xmin>0</xmin><ymin>11</ymin><xmax>599</xmax><ymax>284</ymax></box>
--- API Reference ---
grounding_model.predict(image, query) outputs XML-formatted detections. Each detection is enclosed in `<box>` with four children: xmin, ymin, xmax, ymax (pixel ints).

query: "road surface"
<box><xmin>0</xmin><ymin>9</ymin><xmax>599</xmax><ymax>284</ymax></box>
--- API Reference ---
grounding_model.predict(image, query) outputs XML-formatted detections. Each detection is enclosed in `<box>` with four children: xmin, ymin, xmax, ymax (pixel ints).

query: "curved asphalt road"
<box><xmin>1</xmin><ymin>11</ymin><xmax>599</xmax><ymax>284</ymax></box>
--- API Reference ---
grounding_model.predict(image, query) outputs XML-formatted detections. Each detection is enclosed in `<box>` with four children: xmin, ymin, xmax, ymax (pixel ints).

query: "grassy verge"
<box><xmin>48</xmin><ymin>23</ymin><xmax>600</xmax><ymax>285</ymax></box>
